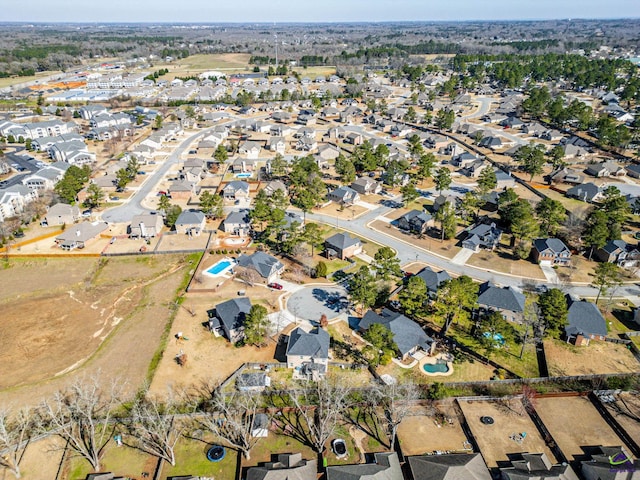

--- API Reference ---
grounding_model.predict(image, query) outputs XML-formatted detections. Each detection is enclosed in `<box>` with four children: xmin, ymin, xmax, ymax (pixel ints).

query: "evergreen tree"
<box><xmin>398</xmin><ymin>276</ymin><xmax>427</xmax><ymax>318</ymax></box>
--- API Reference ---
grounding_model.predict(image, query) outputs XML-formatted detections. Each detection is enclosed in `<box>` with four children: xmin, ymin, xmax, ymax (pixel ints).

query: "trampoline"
<box><xmin>207</xmin><ymin>445</ymin><xmax>226</xmax><ymax>462</ymax></box>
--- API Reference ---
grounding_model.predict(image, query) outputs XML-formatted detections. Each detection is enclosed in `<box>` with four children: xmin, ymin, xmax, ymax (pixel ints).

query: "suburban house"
<box><xmin>328</xmin><ymin>186</ymin><xmax>360</xmax><ymax>206</ymax></box>
<box><xmin>286</xmin><ymin>327</ymin><xmax>330</xmax><ymax>380</ymax></box>
<box><xmin>54</xmin><ymin>221</ymin><xmax>109</xmax><ymax>250</ymax></box>
<box><xmin>351</xmin><ymin>176</ymin><xmax>382</xmax><ymax>195</ymax></box>
<box><xmin>222</xmin><ymin>181</ymin><xmax>250</xmax><ymax>201</ymax></box>
<box><xmin>595</xmin><ymin>239</ymin><xmax>640</xmax><ymax>267</ymax></box>
<box><xmin>360</xmin><ymin>308</ymin><xmax>435</xmax><ymax>360</ymax></box>
<box><xmin>326</xmin><ymin>452</ymin><xmax>403</xmax><ymax>480</ymax></box>
<box><xmin>129</xmin><ymin>212</ymin><xmax>164</xmax><ymax>239</ymax></box>
<box><xmin>585</xmin><ymin>161</ymin><xmax>626</xmax><ymax>178</ymax></box>
<box><xmin>625</xmin><ymin>164</ymin><xmax>640</xmax><ymax>178</ymax></box>
<box><xmin>462</xmin><ymin>223</ymin><xmax>503</xmax><ymax>251</ymax></box>
<box><xmin>232</xmin><ymin>158</ymin><xmax>255</xmax><ymax>174</ymax></box>
<box><xmin>236</xmin><ymin>251</ymin><xmax>285</xmax><ymax>283</ymax></box>
<box><xmin>246</xmin><ymin>454</ymin><xmax>316</xmax><ymax>480</ymax></box>
<box><xmin>262</xmin><ymin>180</ymin><xmax>288</xmax><ymax>197</ymax></box>
<box><xmin>266</xmin><ymin>136</ymin><xmax>286</xmax><ymax>154</ymax></box>
<box><xmin>222</xmin><ymin>210</ymin><xmax>251</xmax><ymax>236</ymax></box>
<box><xmin>408</xmin><ymin>453</ymin><xmax>491</xmax><ymax>480</ymax></box>
<box><xmin>238</xmin><ymin>140</ymin><xmax>262</xmax><ymax>159</ymax></box>
<box><xmin>324</xmin><ymin>233</ymin><xmax>363</xmax><ymax>260</ymax></box>
<box><xmin>432</xmin><ymin>195</ymin><xmax>458</xmax><ymax>212</ymax></box>
<box><xmin>236</xmin><ymin>372</ymin><xmax>271</xmax><ymax>392</ymax></box>
<box><xmin>207</xmin><ymin>297</ymin><xmax>252</xmax><ymax>343</ymax></box>
<box><xmin>566</xmin><ymin>182</ymin><xmax>603</xmax><ymax>203</ymax></box>
<box><xmin>500</xmin><ymin>453</ymin><xmax>579</xmax><ymax>480</ymax></box>
<box><xmin>547</xmin><ymin>167</ymin><xmax>584</xmax><ymax>185</ymax></box>
<box><xmin>532</xmin><ymin>238</ymin><xmax>572</xmax><ymax>266</ymax></box>
<box><xmin>477</xmin><ymin>282</ymin><xmax>526</xmax><ymax>323</ymax></box>
<box><xmin>565</xmin><ymin>296</ymin><xmax>607</xmax><ymax>346</ymax></box>
<box><xmin>168</xmin><ymin>180</ymin><xmax>197</xmax><ymax>200</ymax></box>
<box><xmin>174</xmin><ymin>209</ymin><xmax>206</xmax><ymax>236</ymax></box>
<box><xmin>581</xmin><ymin>446</ymin><xmax>639</xmax><ymax>480</ymax></box>
<box><xmin>415</xmin><ymin>266</ymin><xmax>451</xmax><ymax>296</ymax></box>
<box><xmin>44</xmin><ymin>203</ymin><xmax>80</xmax><ymax>226</ymax></box>
<box><xmin>397</xmin><ymin>210</ymin><xmax>435</xmax><ymax>234</ymax></box>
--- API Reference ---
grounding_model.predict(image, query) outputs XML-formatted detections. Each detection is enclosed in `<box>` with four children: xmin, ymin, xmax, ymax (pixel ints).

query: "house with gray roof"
<box><xmin>477</xmin><ymin>282</ymin><xmax>526</xmax><ymax>323</ymax></box>
<box><xmin>500</xmin><ymin>452</ymin><xmax>579</xmax><ymax>480</ymax></box>
<box><xmin>326</xmin><ymin>452</ymin><xmax>402</xmax><ymax>480</ymax></box>
<box><xmin>222</xmin><ymin>209</ymin><xmax>251</xmax><ymax>236</ymax></box>
<box><xmin>236</xmin><ymin>372</ymin><xmax>271</xmax><ymax>392</ymax></box>
<box><xmin>351</xmin><ymin>177</ymin><xmax>382</xmax><ymax>195</ymax></box>
<box><xmin>207</xmin><ymin>297</ymin><xmax>252</xmax><ymax>343</ymax></box>
<box><xmin>565</xmin><ymin>296</ymin><xmax>607</xmax><ymax>346</ymax></box>
<box><xmin>408</xmin><ymin>453</ymin><xmax>491</xmax><ymax>480</ymax></box>
<box><xmin>462</xmin><ymin>223</ymin><xmax>502</xmax><ymax>251</ymax></box>
<box><xmin>360</xmin><ymin>308</ymin><xmax>435</xmax><ymax>360</ymax></box>
<box><xmin>54</xmin><ymin>221</ymin><xmax>109</xmax><ymax>250</ymax></box>
<box><xmin>286</xmin><ymin>327</ymin><xmax>330</xmax><ymax>380</ymax></box>
<box><xmin>566</xmin><ymin>182</ymin><xmax>603</xmax><ymax>203</ymax></box>
<box><xmin>532</xmin><ymin>238</ymin><xmax>571</xmax><ymax>266</ymax></box>
<box><xmin>129</xmin><ymin>212</ymin><xmax>163</xmax><ymax>239</ymax></box>
<box><xmin>236</xmin><ymin>251</ymin><xmax>284</xmax><ymax>283</ymax></box>
<box><xmin>325</xmin><ymin>233</ymin><xmax>362</xmax><ymax>260</ymax></box>
<box><xmin>581</xmin><ymin>446</ymin><xmax>639</xmax><ymax>480</ymax></box>
<box><xmin>238</xmin><ymin>140</ymin><xmax>262</xmax><ymax>159</ymax></box>
<box><xmin>415</xmin><ymin>267</ymin><xmax>451</xmax><ymax>295</ymax></box>
<box><xmin>174</xmin><ymin>209</ymin><xmax>206</xmax><ymax>236</ymax></box>
<box><xmin>262</xmin><ymin>180</ymin><xmax>288</xmax><ymax>197</ymax></box>
<box><xmin>246</xmin><ymin>454</ymin><xmax>316</xmax><ymax>480</ymax></box>
<box><xmin>596</xmin><ymin>239</ymin><xmax>640</xmax><ymax>267</ymax></box>
<box><xmin>222</xmin><ymin>180</ymin><xmax>250</xmax><ymax>200</ymax></box>
<box><xmin>45</xmin><ymin>203</ymin><xmax>80</xmax><ymax>226</ymax></box>
<box><xmin>396</xmin><ymin>210</ymin><xmax>435</xmax><ymax>235</ymax></box>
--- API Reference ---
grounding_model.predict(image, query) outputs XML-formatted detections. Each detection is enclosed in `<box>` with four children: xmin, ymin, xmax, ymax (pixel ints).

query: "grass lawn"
<box><xmin>445</xmin><ymin>321</ymin><xmax>540</xmax><ymax>378</ymax></box>
<box><xmin>325</xmin><ymin>424</ymin><xmax>359</xmax><ymax>466</ymax></box>
<box><xmin>161</xmin><ymin>436</ymin><xmax>238</xmax><ymax>478</ymax></box>
<box><xmin>244</xmin><ymin>433</ymin><xmax>316</xmax><ymax>467</ymax></box>
<box><xmin>67</xmin><ymin>443</ymin><xmax>156</xmax><ymax>480</ymax></box>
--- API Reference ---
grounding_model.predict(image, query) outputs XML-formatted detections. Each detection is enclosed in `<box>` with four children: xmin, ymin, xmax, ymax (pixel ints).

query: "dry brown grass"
<box><xmin>459</xmin><ymin>398</ymin><xmax>556</xmax><ymax>467</ymax></box>
<box><xmin>535</xmin><ymin>396</ymin><xmax>629</xmax><ymax>461</ymax></box>
<box><xmin>543</xmin><ymin>339</ymin><xmax>640</xmax><ymax>376</ymax></box>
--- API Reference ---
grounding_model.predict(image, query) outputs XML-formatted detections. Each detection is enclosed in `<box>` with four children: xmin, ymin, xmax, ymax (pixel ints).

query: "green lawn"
<box><xmin>67</xmin><ymin>443</ymin><xmax>156</xmax><ymax>480</ymax></box>
<box><xmin>325</xmin><ymin>424</ymin><xmax>359</xmax><ymax>466</ymax></box>
<box><xmin>161</xmin><ymin>437</ymin><xmax>238</xmax><ymax>478</ymax></box>
<box><xmin>245</xmin><ymin>433</ymin><xmax>316</xmax><ymax>467</ymax></box>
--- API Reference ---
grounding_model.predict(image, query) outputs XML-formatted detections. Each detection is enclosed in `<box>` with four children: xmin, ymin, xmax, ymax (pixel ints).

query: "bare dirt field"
<box><xmin>543</xmin><ymin>339</ymin><xmax>640</xmax><ymax>376</ymax></box>
<box><xmin>9</xmin><ymin>436</ymin><xmax>66</xmax><ymax>480</ymax></box>
<box><xmin>397</xmin><ymin>403</ymin><xmax>470</xmax><ymax>455</ymax></box>
<box><xmin>0</xmin><ymin>254</ymin><xmax>192</xmax><ymax>408</ymax></box>
<box><xmin>458</xmin><ymin>398</ymin><xmax>556</xmax><ymax>467</ymax></box>
<box><xmin>604</xmin><ymin>393</ymin><xmax>640</xmax><ymax>444</ymax></box>
<box><xmin>156</xmin><ymin>53</ymin><xmax>253</xmax><ymax>77</ymax></box>
<box><xmin>535</xmin><ymin>396</ymin><xmax>629</xmax><ymax>462</ymax></box>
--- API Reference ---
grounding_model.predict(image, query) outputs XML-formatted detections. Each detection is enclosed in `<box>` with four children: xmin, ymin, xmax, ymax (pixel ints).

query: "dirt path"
<box><xmin>348</xmin><ymin>425</ymin><xmax>367</xmax><ymax>463</ymax></box>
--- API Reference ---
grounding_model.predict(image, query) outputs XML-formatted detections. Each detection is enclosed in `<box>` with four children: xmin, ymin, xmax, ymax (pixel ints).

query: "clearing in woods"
<box><xmin>0</xmin><ymin>254</ymin><xmax>193</xmax><ymax>407</ymax></box>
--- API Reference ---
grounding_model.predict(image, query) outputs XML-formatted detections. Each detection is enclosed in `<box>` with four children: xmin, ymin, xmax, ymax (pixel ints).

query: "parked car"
<box><xmin>268</xmin><ymin>283</ymin><xmax>283</xmax><ymax>290</ymax></box>
<box><xmin>82</xmin><ymin>209</ymin><xmax>92</xmax><ymax>217</ymax></box>
<box><xmin>110</xmin><ymin>196</ymin><xmax>119</xmax><ymax>201</ymax></box>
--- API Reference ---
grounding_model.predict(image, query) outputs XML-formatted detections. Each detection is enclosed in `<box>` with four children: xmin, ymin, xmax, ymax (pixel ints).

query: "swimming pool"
<box><xmin>235</xmin><ymin>172</ymin><xmax>252</xmax><ymax>178</ymax></box>
<box><xmin>422</xmin><ymin>362</ymin><xmax>450</xmax><ymax>374</ymax></box>
<box><xmin>204</xmin><ymin>258</ymin><xmax>235</xmax><ymax>277</ymax></box>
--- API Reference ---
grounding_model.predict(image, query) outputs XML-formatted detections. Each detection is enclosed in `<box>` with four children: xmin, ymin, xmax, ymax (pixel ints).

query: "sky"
<box><xmin>3</xmin><ymin>0</ymin><xmax>640</xmax><ymax>23</ymax></box>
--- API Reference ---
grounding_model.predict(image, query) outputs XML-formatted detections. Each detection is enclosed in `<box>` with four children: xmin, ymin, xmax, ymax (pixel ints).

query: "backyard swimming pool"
<box><xmin>422</xmin><ymin>362</ymin><xmax>450</xmax><ymax>374</ymax></box>
<box><xmin>204</xmin><ymin>258</ymin><xmax>235</xmax><ymax>276</ymax></box>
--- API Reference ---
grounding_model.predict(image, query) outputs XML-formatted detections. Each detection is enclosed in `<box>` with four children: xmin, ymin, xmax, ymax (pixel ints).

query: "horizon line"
<box><xmin>1</xmin><ymin>17</ymin><xmax>639</xmax><ymax>25</ymax></box>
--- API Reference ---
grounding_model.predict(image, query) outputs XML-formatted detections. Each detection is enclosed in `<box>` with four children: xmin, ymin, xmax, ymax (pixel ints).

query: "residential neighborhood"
<box><xmin>0</xmin><ymin>16</ymin><xmax>640</xmax><ymax>480</ymax></box>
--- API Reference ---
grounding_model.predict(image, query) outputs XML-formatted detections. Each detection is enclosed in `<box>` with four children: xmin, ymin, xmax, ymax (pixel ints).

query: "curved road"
<box><xmin>101</xmin><ymin>123</ymin><xmax>238</xmax><ymax>223</ymax></box>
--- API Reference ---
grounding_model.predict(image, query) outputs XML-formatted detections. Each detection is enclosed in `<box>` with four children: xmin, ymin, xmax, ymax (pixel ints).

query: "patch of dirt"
<box><xmin>0</xmin><ymin>255</ymin><xmax>191</xmax><ymax>407</ymax></box>
<box><xmin>544</xmin><ymin>339</ymin><xmax>640</xmax><ymax>376</ymax></box>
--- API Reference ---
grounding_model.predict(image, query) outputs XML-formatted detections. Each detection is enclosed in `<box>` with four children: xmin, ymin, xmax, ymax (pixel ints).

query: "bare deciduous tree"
<box><xmin>0</xmin><ymin>407</ymin><xmax>35</xmax><ymax>479</ymax></box>
<box><xmin>39</xmin><ymin>375</ymin><xmax>123</xmax><ymax>472</ymax></box>
<box><xmin>195</xmin><ymin>391</ymin><xmax>264</xmax><ymax>460</ymax></box>
<box><xmin>374</xmin><ymin>380</ymin><xmax>419</xmax><ymax>448</ymax></box>
<box><xmin>283</xmin><ymin>379</ymin><xmax>352</xmax><ymax>453</ymax></box>
<box><xmin>235</xmin><ymin>266</ymin><xmax>261</xmax><ymax>287</ymax></box>
<box><xmin>123</xmin><ymin>394</ymin><xmax>186</xmax><ymax>467</ymax></box>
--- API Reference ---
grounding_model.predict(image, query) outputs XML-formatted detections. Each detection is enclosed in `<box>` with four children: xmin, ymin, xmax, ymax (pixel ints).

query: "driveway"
<box><xmin>287</xmin><ymin>284</ymin><xmax>350</xmax><ymax>324</ymax></box>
